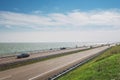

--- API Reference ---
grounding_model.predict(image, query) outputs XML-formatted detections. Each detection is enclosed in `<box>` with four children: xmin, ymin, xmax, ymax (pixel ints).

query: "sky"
<box><xmin>0</xmin><ymin>0</ymin><xmax>120</xmax><ymax>42</ymax></box>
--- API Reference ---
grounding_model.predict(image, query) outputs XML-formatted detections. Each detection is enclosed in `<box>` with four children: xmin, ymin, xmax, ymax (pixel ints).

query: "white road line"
<box><xmin>28</xmin><ymin>56</ymin><xmax>87</xmax><ymax>80</ymax></box>
<box><xmin>0</xmin><ymin>75</ymin><xmax>12</xmax><ymax>80</ymax></box>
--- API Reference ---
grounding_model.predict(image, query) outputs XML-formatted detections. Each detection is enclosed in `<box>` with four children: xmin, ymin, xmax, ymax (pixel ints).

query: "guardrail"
<box><xmin>0</xmin><ymin>47</ymin><xmax>91</xmax><ymax>71</ymax></box>
<box><xmin>0</xmin><ymin>46</ymin><xmax>107</xmax><ymax>71</ymax></box>
<box><xmin>0</xmin><ymin>48</ymin><xmax>61</xmax><ymax>59</ymax></box>
<box><xmin>0</xmin><ymin>47</ymin><xmax>78</xmax><ymax>59</ymax></box>
<box><xmin>48</xmin><ymin>47</ymin><xmax>110</xmax><ymax>80</ymax></box>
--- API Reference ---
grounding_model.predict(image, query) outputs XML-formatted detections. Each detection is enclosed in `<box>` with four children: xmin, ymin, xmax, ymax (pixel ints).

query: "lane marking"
<box><xmin>28</xmin><ymin>47</ymin><xmax>108</xmax><ymax>80</ymax></box>
<box><xmin>28</xmin><ymin>56</ymin><xmax>88</xmax><ymax>80</ymax></box>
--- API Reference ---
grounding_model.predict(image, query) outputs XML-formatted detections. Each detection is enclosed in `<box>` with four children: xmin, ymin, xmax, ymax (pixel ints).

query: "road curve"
<box><xmin>0</xmin><ymin>46</ymin><xmax>109</xmax><ymax>80</ymax></box>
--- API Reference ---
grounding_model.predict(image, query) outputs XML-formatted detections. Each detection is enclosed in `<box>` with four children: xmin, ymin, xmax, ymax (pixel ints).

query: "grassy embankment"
<box><xmin>0</xmin><ymin>48</ymin><xmax>91</xmax><ymax>71</ymax></box>
<box><xmin>58</xmin><ymin>45</ymin><xmax>120</xmax><ymax>80</ymax></box>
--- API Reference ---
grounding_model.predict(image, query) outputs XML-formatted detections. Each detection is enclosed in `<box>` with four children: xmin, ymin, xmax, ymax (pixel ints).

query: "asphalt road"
<box><xmin>0</xmin><ymin>46</ymin><xmax>109</xmax><ymax>80</ymax></box>
<box><xmin>0</xmin><ymin>47</ymin><xmax>88</xmax><ymax>65</ymax></box>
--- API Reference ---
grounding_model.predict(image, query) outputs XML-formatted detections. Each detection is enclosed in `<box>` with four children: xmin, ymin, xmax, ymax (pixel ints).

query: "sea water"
<box><xmin>0</xmin><ymin>42</ymin><xmax>98</xmax><ymax>57</ymax></box>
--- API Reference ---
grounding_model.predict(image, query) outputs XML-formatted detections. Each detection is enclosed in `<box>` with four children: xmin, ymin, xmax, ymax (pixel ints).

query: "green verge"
<box><xmin>58</xmin><ymin>45</ymin><xmax>120</xmax><ymax>80</ymax></box>
<box><xmin>0</xmin><ymin>48</ymin><xmax>91</xmax><ymax>71</ymax></box>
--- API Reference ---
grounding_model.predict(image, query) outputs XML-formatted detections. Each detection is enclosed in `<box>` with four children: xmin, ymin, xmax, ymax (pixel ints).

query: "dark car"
<box><xmin>17</xmin><ymin>53</ymin><xmax>30</xmax><ymax>59</ymax></box>
<box><xmin>60</xmin><ymin>47</ymin><xmax>66</xmax><ymax>50</ymax></box>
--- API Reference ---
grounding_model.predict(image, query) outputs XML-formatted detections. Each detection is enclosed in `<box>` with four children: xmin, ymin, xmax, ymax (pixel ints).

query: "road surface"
<box><xmin>0</xmin><ymin>47</ymin><xmax>88</xmax><ymax>65</ymax></box>
<box><xmin>0</xmin><ymin>46</ymin><xmax>108</xmax><ymax>80</ymax></box>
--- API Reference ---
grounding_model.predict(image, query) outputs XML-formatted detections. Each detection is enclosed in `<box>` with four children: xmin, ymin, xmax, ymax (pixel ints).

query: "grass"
<box><xmin>0</xmin><ymin>48</ymin><xmax>91</xmax><ymax>71</ymax></box>
<box><xmin>58</xmin><ymin>45</ymin><xmax>120</xmax><ymax>80</ymax></box>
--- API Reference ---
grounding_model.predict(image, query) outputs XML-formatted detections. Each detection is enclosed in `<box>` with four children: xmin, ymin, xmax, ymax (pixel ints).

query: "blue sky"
<box><xmin>0</xmin><ymin>0</ymin><xmax>120</xmax><ymax>42</ymax></box>
<box><xmin>0</xmin><ymin>0</ymin><xmax>120</xmax><ymax>13</ymax></box>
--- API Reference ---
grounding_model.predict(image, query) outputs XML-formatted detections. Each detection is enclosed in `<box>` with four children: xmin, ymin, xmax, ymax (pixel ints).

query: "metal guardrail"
<box><xmin>0</xmin><ymin>47</ymin><xmax>77</xmax><ymax>59</ymax></box>
<box><xmin>0</xmin><ymin>48</ymin><xmax>61</xmax><ymax>58</ymax></box>
<box><xmin>0</xmin><ymin>48</ymin><xmax>90</xmax><ymax>70</ymax></box>
<box><xmin>48</xmin><ymin>47</ymin><xmax>110</xmax><ymax>80</ymax></box>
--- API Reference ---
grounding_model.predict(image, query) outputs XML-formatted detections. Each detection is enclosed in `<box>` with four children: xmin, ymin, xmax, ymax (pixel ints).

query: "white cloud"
<box><xmin>0</xmin><ymin>9</ymin><xmax>120</xmax><ymax>31</ymax></box>
<box><xmin>0</xmin><ymin>30</ymin><xmax>120</xmax><ymax>42</ymax></box>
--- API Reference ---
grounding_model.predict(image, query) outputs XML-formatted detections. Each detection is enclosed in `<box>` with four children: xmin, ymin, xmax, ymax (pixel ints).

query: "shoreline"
<box><xmin>0</xmin><ymin>47</ymin><xmax>73</xmax><ymax>58</ymax></box>
<box><xmin>0</xmin><ymin>46</ymin><xmax>109</xmax><ymax>80</ymax></box>
<box><xmin>0</xmin><ymin>42</ymin><xmax>106</xmax><ymax>58</ymax></box>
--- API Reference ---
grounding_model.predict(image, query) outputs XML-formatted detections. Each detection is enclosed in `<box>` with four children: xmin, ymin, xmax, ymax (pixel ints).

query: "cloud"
<box><xmin>0</xmin><ymin>9</ymin><xmax>120</xmax><ymax>31</ymax></box>
<box><xmin>0</xmin><ymin>30</ymin><xmax>120</xmax><ymax>42</ymax></box>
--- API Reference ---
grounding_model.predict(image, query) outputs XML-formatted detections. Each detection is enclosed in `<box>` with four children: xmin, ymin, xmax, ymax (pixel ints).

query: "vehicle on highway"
<box><xmin>60</xmin><ymin>47</ymin><xmax>66</xmax><ymax>50</ymax></box>
<box><xmin>17</xmin><ymin>53</ymin><xmax>30</xmax><ymax>59</ymax></box>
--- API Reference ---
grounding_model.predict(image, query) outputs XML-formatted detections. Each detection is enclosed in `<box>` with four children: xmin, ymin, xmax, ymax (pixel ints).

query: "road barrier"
<box><xmin>48</xmin><ymin>47</ymin><xmax>110</xmax><ymax>80</ymax></box>
<box><xmin>0</xmin><ymin>48</ymin><xmax>90</xmax><ymax>71</ymax></box>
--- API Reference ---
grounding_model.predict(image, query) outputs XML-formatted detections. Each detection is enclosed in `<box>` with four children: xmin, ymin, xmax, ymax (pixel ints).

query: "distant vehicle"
<box><xmin>17</xmin><ymin>53</ymin><xmax>30</xmax><ymax>59</ymax></box>
<box><xmin>60</xmin><ymin>47</ymin><xmax>66</xmax><ymax>50</ymax></box>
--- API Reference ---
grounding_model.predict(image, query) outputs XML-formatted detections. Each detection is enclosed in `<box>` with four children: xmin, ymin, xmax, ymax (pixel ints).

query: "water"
<box><xmin>0</xmin><ymin>42</ymin><xmax>99</xmax><ymax>57</ymax></box>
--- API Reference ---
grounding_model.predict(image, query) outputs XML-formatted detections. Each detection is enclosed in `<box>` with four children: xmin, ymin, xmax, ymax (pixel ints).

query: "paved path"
<box><xmin>0</xmin><ymin>46</ymin><xmax>108</xmax><ymax>80</ymax></box>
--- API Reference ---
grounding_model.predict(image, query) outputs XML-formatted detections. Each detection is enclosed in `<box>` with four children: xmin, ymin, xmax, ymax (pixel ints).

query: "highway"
<box><xmin>0</xmin><ymin>47</ymin><xmax>88</xmax><ymax>65</ymax></box>
<box><xmin>0</xmin><ymin>46</ymin><xmax>109</xmax><ymax>80</ymax></box>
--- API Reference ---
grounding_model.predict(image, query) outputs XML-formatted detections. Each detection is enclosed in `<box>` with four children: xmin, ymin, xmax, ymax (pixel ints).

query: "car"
<box><xmin>17</xmin><ymin>53</ymin><xmax>30</xmax><ymax>59</ymax></box>
<box><xmin>60</xmin><ymin>47</ymin><xmax>66</xmax><ymax>50</ymax></box>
